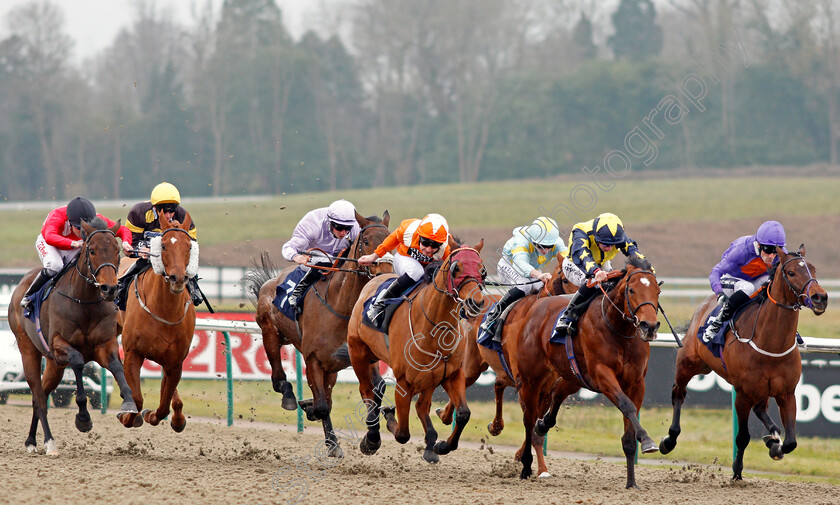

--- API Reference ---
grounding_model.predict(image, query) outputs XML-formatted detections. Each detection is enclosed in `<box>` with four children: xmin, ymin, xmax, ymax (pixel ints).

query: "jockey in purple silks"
<box><xmin>703</xmin><ymin>220</ymin><xmax>788</xmax><ymax>341</ymax></box>
<box><xmin>282</xmin><ymin>200</ymin><xmax>361</xmax><ymax>308</ymax></box>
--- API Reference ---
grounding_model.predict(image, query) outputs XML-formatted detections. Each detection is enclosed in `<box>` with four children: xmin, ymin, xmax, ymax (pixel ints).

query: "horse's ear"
<box><xmin>798</xmin><ymin>243</ymin><xmax>806</xmax><ymax>256</ymax></box>
<box><xmin>472</xmin><ymin>238</ymin><xmax>484</xmax><ymax>253</ymax></box>
<box><xmin>181</xmin><ymin>211</ymin><xmax>193</xmax><ymax>232</ymax></box>
<box><xmin>382</xmin><ymin>210</ymin><xmax>390</xmax><ymax>228</ymax></box>
<box><xmin>355</xmin><ymin>210</ymin><xmax>366</xmax><ymax>227</ymax></box>
<box><xmin>447</xmin><ymin>235</ymin><xmax>459</xmax><ymax>250</ymax></box>
<box><xmin>159</xmin><ymin>208</ymin><xmax>172</xmax><ymax>229</ymax></box>
<box><xmin>81</xmin><ymin>219</ymin><xmax>93</xmax><ymax>238</ymax></box>
<box><xmin>110</xmin><ymin>219</ymin><xmax>121</xmax><ymax>235</ymax></box>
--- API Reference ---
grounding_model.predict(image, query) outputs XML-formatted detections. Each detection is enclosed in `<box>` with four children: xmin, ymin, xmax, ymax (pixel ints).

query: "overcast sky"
<box><xmin>0</xmin><ymin>0</ymin><xmax>321</xmax><ymax>62</ymax></box>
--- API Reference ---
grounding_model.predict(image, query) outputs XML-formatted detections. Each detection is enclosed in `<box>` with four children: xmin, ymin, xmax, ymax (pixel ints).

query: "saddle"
<box><xmin>476</xmin><ymin>296</ymin><xmax>529</xmax><ymax>351</ymax></box>
<box><xmin>272</xmin><ymin>267</ymin><xmax>312</xmax><ymax>321</ymax></box>
<box><xmin>361</xmin><ymin>277</ymin><xmax>423</xmax><ymax>335</ymax></box>
<box><xmin>23</xmin><ymin>260</ymin><xmax>75</xmax><ymax>322</ymax></box>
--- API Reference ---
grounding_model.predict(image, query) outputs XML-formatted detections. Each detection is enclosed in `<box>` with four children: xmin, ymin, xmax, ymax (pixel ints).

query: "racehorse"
<box><xmin>516</xmin><ymin>257</ymin><xmax>660</xmax><ymax>487</ymax></box>
<box><xmin>7</xmin><ymin>218</ymin><xmax>137</xmax><ymax>455</ymax></box>
<box><xmin>245</xmin><ymin>212</ymin><xmax>392</xmax><ymax>456</ymax></box>
<box><xmin>347</xmin><ymin>241</ymin><xmax>486</xmax><ymax>463</ymax></box>
<box><xmin>436</xmin><ymin>263</ymin><xmax>577</xmax><ymax>440</ymax></box>
<box><xmin>660</xmin><ymin>245</ymin><xmax>827</xmax><ymax>480</ymax></box>
<box><xmin>116</xmin><ymin>211</ymin><xmax>198</xmax><ymax>431</ymax></box>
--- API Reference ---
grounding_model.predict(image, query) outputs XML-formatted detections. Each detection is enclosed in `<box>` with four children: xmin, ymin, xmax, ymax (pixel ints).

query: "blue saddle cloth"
<box><xmin>476</xmin><ymin>302</ymin><xmax>500</xmax><ymax>351</ymax></box>
<box><xmin>272</xmin><ymin>267</ymin><xmax>309</xmax><ymax>321</ymax></box>
<box><xmin>361</xmin><ymin>278</ymin><xmax>423</xmax><ymax>333</ymax></box>
<box><xmin>23</xmin><ymin>282</ymin><xmax>54</xmax><ymax>323</ymax></box>
<box><xmin>548</xmin><ymin>307</ymin><xmax>570</xmax><ymax>344</ymax></box>
<box><xmin>697</xmin><ymin>305</ymin><xmax>728</xmax><ymax>358</ymax></box>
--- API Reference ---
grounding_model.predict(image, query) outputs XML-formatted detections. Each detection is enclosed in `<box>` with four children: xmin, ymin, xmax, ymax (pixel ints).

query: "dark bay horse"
<box><xmin>117</xmin><ymin>211</ymin><xmax>197</xmax><ymax>431</ymax></box>
<box><xmin>516</xmin><ymin>257</ymin><xmax>661</xmax><ymax>487</ymax></box>
<box><xmin>660</xmin><ymin>245</ymin><xmax>827</xmax><ymax>480</ymax></box>
<box><xmin>7</xmin><ymin>218</ymin><xmax>137</xmax><ymax>455</ymax></box>
<box><xmin>347</xmin><ymin>241</ymin><xmax>486</xmax><ymax>463</ymax></box>
<box><xmin>245</xmin><ymin>211</ymin><xmax>392</xmax><ymax>456</ymax></box>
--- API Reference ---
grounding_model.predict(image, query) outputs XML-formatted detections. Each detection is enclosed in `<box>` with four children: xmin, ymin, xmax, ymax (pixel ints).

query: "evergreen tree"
<box><xmin>571</xmin><ymin>13</ymin><xmax>597</xmax><ymax>61</ymax></box>
<box><xmin>607</xmin><ymin>0</ymin><xmax>663</xmax><ymax>61</ymax></box>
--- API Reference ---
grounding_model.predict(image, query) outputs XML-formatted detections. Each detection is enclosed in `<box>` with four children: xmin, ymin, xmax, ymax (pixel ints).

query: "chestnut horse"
<box><xmin>517</xmin><ymin>257</ymin><xmax>660</xmax><ymax>487</ymax></box>
<box><xmin>660</xmin><ymin>245</ymin><xmax>827</xmax><ymax>480</ymax></box>
<box><xmin>245</xmin><ymin>212</ymin><xmax>392</xmax><ymax>456</ymax></box>
<box><xmin>436</xmin><ymin>262</ymin><xmax>575</xmax><ymax>474</ymax></box>
<box><xmin>7</xmin><ymin>218</ymin><xmax>137</xmax><ymax>455</ymax></box>
<box><xmin>347</xmin><ymin>241</ymin><xmax>486</xmax><ymax>463</ymax></box>
<box><xmin>117</xmin><ymin>211</ymin><xmax>197</xmax><ymax>431</ymax></box>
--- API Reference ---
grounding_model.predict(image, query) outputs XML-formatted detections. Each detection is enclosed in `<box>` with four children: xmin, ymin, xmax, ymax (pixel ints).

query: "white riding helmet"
<box><xmin>326</xmin><ymin>199</ymin><xmax>357</xmax><ymax>226</ymax></box>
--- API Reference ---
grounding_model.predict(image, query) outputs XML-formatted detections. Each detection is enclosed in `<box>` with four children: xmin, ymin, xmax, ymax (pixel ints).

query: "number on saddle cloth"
<box><xmin>273</xmin><ymin>267</ymin><xmax>309</xmax><ymax>321</ymax></box>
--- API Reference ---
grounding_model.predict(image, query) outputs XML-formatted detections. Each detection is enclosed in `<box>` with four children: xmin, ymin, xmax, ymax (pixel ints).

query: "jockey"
<box><xmin>282</xmin><ymin>199</ymin><xmax>361</xmax><ymax>308</ymax></box>
<box><xmin>479</xmin><ymin>216</ymin><xmax>567</xmax><ymax>338</ymax></box>
<box><xmin>21</xmin><ymin>197</ymin><xmax>132</xmax><ymax>309</ymax></box>
<box><xmin>358</xmin><ymin>213</ymin><xmax>451</xmax><ymax>322</ymax></box>
<box><xmin>116</xmin><ymin>182</ymin><xmax>201</xmax><ymax>310</ymax></box>
<box><xmin>555</xmin><ymin>212</ymin><xmax>647</xmax><ymax>335</ymax></box>
<box><xmin>702</xmin><ymin>220</ymin><xmax>787</xmax><ymax>342</ymax></box>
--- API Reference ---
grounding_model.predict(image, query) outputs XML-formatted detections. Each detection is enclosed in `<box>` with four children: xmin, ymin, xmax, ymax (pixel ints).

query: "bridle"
<box><xmin>432</xmin><ymin>247</ymin><xmax>486</xmax><ymax>317</ymax></box>
<box><xmin>766</xmin><ymin>253</ymin><xmax>821</xmax><ymax>312</ymax></box>
<box><xmin>75</xmin><ymin>228</ymin><xmax>119</xmax><ymax>288</ymax></box>
<box><xmin>352</xmin><ymin>223</ymin><xmax>390</xmax><ymax>278</ymax></box>
<box><xmin>136</xmin><ymin>227</ymin><xmax>193</xmax><ymax>325</ymax></box>
<box><xmin>599</xmin><ymin>269</ymin><xmax>658</xmax><ymax>340</ymax></box>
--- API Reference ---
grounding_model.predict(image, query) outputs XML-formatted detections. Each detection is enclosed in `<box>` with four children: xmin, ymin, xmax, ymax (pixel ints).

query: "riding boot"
<box><xmin>702</xmin><ymin>290</ymin><xmax>750</xmax><ymax>342</ymax></box>
<box><xmin>288</xmin><ymin>266</ymin><xmax>322</xmax><ymax>308</ymax></box>
<box><xmin>20</xmin><ymin>268</ymin><xmax>52</xmax><ymax>309</ymax></box>
<box><xmin>555</xmin><ymin>284</ymin><xmax>598</xmax><ymax>336</ymax></box>
<box><xmin>367</xmin><ymin>273</ymin><xmax>416</xmax><ymax>323</ymax></box>
<box><xmin>480</xmin><ymin>287</ymin><xmax>526</xmax><ymax>340</ymax></box>
<box><xmin>115</xmin><ymin>258</ymin><xmax>149</xmax><ymax>311</ymax></box>
<box><xmin>187</xmin><ymin>276</ymin><xmax>203</xmax><ymax>306</ymax></box>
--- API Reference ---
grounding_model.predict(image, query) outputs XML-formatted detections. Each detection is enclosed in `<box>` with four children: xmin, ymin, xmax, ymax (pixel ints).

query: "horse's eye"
<box><xmin>628</xmin><ymin>287</ymin><xmax>634</xmax><ymax>295</ymax></box>
<box><xmin>364</xmin><ymin>239</ymin><xmax>369</xmax><ymax>246</ymax></box>
<box><xmin>787</xmin><ymin>270</ymin><xmax>794</xmax><ymax>276</ymax></box>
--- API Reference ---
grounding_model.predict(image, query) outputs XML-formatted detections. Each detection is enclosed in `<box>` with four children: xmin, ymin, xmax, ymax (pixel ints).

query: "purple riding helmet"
<box><xmin>755</xmin><ymin>220</ymin><xmax>787</xmax><ymax>254</ymax></box>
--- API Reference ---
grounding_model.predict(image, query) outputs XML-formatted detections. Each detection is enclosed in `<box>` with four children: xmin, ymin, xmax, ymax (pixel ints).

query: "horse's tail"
<box><xmin>243</xmin><ymin>252</ymin><xmax>278</xmax><ymax>306</ymax></box>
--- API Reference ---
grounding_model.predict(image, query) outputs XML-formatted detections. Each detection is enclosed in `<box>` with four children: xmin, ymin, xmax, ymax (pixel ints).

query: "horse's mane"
<box><xmin>625</xmin><ymin>255</ymin><xmax>652</xmax><ymax>272</ymax></box>
<box><xmin>424</xmin><ymin>260</ymin><xmax>443</xmax><ymax>283</ymax></box>
<box><xmin>365</xmin><ymin>215</ymin><xmax>383</xmax><ymax>223</ymax></box>
<box><xmin>87</xmin><ymin>216</ymin><xmax>109</xmax><ymax>230</ymax></box>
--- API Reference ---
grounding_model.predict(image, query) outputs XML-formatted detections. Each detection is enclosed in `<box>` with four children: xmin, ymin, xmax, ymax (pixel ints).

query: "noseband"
<box><xmin>76</xmin><ymin>228</ymin><xmax>119</xmax><ymax>288</ymax></box>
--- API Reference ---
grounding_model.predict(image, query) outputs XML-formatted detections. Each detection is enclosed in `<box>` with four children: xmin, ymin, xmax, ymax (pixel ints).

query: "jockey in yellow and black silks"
<box><xmin>555</xmin><ymin>213</ymin><xmax>647</xmax><ymax>336</ymax></box>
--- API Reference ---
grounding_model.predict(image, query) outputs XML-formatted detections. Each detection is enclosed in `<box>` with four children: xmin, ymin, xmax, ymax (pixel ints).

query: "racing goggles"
<box><xmin>418</xmin><ymin>237</ymin><xmax>443</xmax><ymax>251</ymax></box>
<box><xmin>759</xmin><ymin>244</ymin><xmax>777</xmax><ymax>255</ymax></box>
<box><xmin>330</xmin><ymin>221</ymin><xmax>353</xmax><ymax>232</ymax></box>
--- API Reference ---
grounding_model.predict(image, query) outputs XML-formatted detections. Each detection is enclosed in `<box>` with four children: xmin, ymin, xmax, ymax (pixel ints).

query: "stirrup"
<box><xmin>20</xmin><ymin>296</ymin><xmax>31</xmax><ymax>309</ymax></box>
<box><xmin>702</xmin><ymin>322</ymin><xmax>719</xmax><ymax>342</ymax></box>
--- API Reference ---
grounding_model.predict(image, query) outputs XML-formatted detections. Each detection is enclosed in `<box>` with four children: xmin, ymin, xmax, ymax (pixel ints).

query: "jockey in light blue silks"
<box><xmin>480</xmin><ymin>217</ymin><xmax>567</xmax><ymax>341</ymax></box>
<box><xmin>702</xmin><ymin>220</ymin><xmax>787</xmax><ymax>341</ymax></box>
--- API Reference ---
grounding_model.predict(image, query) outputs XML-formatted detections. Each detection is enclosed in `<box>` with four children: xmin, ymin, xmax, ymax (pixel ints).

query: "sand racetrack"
<box><xmin>0</xmin><ymin>405</ymin><xmax>836</xmax><ymax>505</ymax></box>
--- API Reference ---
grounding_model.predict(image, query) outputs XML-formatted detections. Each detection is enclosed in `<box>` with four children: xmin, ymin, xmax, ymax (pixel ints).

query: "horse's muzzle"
<box><xmin>810</xmin><ymin>292</ymin><xmax>828</xmax><ymax>315</ymax></box>
<box><xmin>100</xmin><ymin>284</ymin><xmax>118</xmax><ymax>302</ymax></box>
<box><xmin>462</xmin><ymin>297</ymin><xmax>485</xmax><ymax>318</ymax></box>
<box><xmin>639</xmin><ymin>320</ymin><xmax>660</xmax><ymax>341</ymax></box>
<box><xmin>167</xmin><ymin>275</ymin><xmax>188</xmax><ymax>293</ymax></box>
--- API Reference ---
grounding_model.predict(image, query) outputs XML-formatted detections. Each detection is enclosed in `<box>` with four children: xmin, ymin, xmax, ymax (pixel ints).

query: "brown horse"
<box><xmin>436</xmin><ymin>261</ymin><xmax>574</xmax><ymax>446</ymax></box>
<box><xmin>516</xmin><ymin>257</ymin><xmax>661</xmax><ymax>487</ymax></box>
<box><xmin>347</xmin><ymin>241</ymin><xmax>486</xmax><ymax>463</ymax></box>
<box><xmin>7</xmin><ymin>218</ymin><xmax>137</xmax><ymax>455</ymax></box>
<box><xmin>660</xmin><ymin>245</ymin><xmax>827</xmax><ymax>480</ymax></box>
<box><xmin>116</xmin><ymin>211</ymin><xmax>197</xmax><ymax>431</ymax></box>
<box><xmin>245</xmin><ymin>211</ymin><xmax>392</xmax><ymax>457</ymax></box>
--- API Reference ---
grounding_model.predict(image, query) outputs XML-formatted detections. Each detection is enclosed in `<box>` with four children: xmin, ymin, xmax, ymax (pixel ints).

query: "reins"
<box><xmin>55</xmin><ymin>228</ymin><xmax>120</xmax><ymax>304</ymax></box>
<box><xmin>133</xmin><ymin>227</ymin><xmax>193</xmax><ymax>325</ymax></box>
<box><xmin>596</xmin><ymin>269</ymin><xmax>658</xmax><ymax>340</ymax></box>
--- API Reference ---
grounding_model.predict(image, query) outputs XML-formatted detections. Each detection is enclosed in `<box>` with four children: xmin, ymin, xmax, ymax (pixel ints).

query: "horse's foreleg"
<box><xmin>517</xmin><ymin>380</ymin><xmax>541</xmax><ymax>479</ymax></box>
<box><xmin>435</xmin><ymin>369</ymin><xmax>470</xmax><ymax>456</ymax></box>
<box><xmin>732</xmin><ymin>392</ymin><xmax>753</xmax><ymax>480</ymax></box>
<box><xmin>392</xmin><ymin>377</ymin><xmax>413</xmax><ymax>445</ymax></box>
<box><xmin>776</xmin><ymin>392</ymin><xmax>798</xmax><ymax>457</ymax></box>
<box><xmin>318</xmin><ymin>371</ymin><xmax>343</xmax><ymax>458</ymax></box>
<box><xmin>144</xmin><ymin>364</ymin><xmax>182</xmax><ymax>428</ymax></box>
<box><xmin>348</xmin><ymin>336</ymin><xmax>383</xmax><ymax>456</ymax></box>
<box><xmin>304</xmin><ymin>360</ymin><xmax>331</xmax><ymax>421</ymax></box>
<box><xmin>170</xmin><ymin>388</ymin><xmax>186</xmax><ymax>433</ymax></box>
<box><xmin>415</xmin><ymin>389</ymin><xmax>439</xmax><ymax>464</ymax></box>
<box><xmin>117</xmin><ymin>350</ymin><xmax>145</xmax><ymax>428</ymax></box>
<box><xmin>597</xmin><ymin>374</ymin><xmax>657</xmax><ymax>455</ymax></box>
<box><xmin>261</xmin><ymin>324</ymin><xmax>297</xmax><ymax>410</ymax></box>
<box><xmin>535</xmin><ymin>378</ymin><xmax>575</xmax><ymax>436</ymax></box>
<box><xmin>660</xmin><ymin>355</ymin><xmax>705</xmax><ymax>455</ymax></box>
<box><xmin>63</xmin><ymin>347</ymin><xmax>93</xmax><ymax>433</ymax></box>
<box><xmin>95</xmin><ymin>344</ymin><xmax>137</xmax><ymax>414</ymax></box>
<box><xmin>621</xmin><ymin>381</ymin><xmax>650</xmax><ymax>489</ymax></box>
<box><xmin>488</xmin><ymin>378</ymin><xmax>507</xmax><ymax>436</ymax></box>
<box><xmin>751</xmin><ymin>399</ymin><xmax>783</xmax><ymax>459</ymax></box>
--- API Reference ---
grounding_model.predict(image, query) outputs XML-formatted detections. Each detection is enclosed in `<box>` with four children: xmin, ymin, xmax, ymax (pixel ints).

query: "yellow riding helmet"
<box><xmin>150</xmin><ymin>182</ymin><xmax>181</xmax><ymax>205</ymax></box>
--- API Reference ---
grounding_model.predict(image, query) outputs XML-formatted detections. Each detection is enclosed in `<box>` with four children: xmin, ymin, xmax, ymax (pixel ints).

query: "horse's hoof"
<box><xmin>171</xmin><ymin>419</ymin><xmax>187</xmax><ymax>433</ymax></box>
<box><xmin>534</xmin><ymin>419</ymin><xmax>548</xmax><ymax>436</ymax></box>
<box><xmin>435</xmin><ymin>407</ymin><xmax>452</xmax><ymax>425</ymax></box>
<box><xmin>640</xmin><ymin>439</ymin><xmax>658</xmax><ymax>454</ymax></box>
<box><xmin>433</xmin><ymin>440</ymin><xmax>450</xmax><ymax>456</ymax></box>
<box><xmin>326</xmin><ymin>443</ymin><xmax>344</xmax><ymax>458</ymax></box>
<box><xmin>763</xmin><ymin>434</ymin><xmax>780</xmax><ymax>448</ymax></box>
<box><xmin>45</xmin><ymin>440</ymin><xmax>59</xmax><ymax>456</ymax></box>
<box><xmin>75</xmin><ymin>415</ymin><xmax>93</xmax><ymax>433</ymax></box>
<box><xmin>133</xmin><ymin>415</ymin><xmax>144</xmax><ymax>428</ymax></box>
<box><xmin>538</xmin><ymin>472</ymin><xmax>551</xmax><ymax>478</ymax></box>
<box><xmin>487</xmin><ymin>422</ymin><xmax>503</xmax><ymax>437</ymax></box>
<box><xmin>519</xmin><ymin>468</ymin><xmax>532</xmax><ymax>480</ymax></box>
<box><xmin>659</xmin><ymin>436</ymin><xmax>675</xmax><ymax>455</ymax></box>
<box><xmin>422</xmin><ymin>449</ymin><xmax>440</xmax><ymax>464</ymax></box>
<box><xmin>140</xmin><ymin>409</ymin><xmax>155</xmax><ymax>425</ymax></box>
<box><xmin>359</xmin><ymin>434</ymin><xmax>381</xmax><ymax>455</ymax></box>
<box><xmin>281</xmin><ymin>396</ymin><xmax>298</xmax><ymax>411</ymax></box>
<box><xmin>25</xmin><ymin>443</ymin><xmax>36</xmax><ymax>454</ymax></box>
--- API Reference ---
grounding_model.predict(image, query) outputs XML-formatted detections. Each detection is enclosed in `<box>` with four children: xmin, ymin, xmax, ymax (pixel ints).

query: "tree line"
<box><xmin>0</xmin><ymin>0</ymin><xmax>836</xmax><ymax>202</ymax></box>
